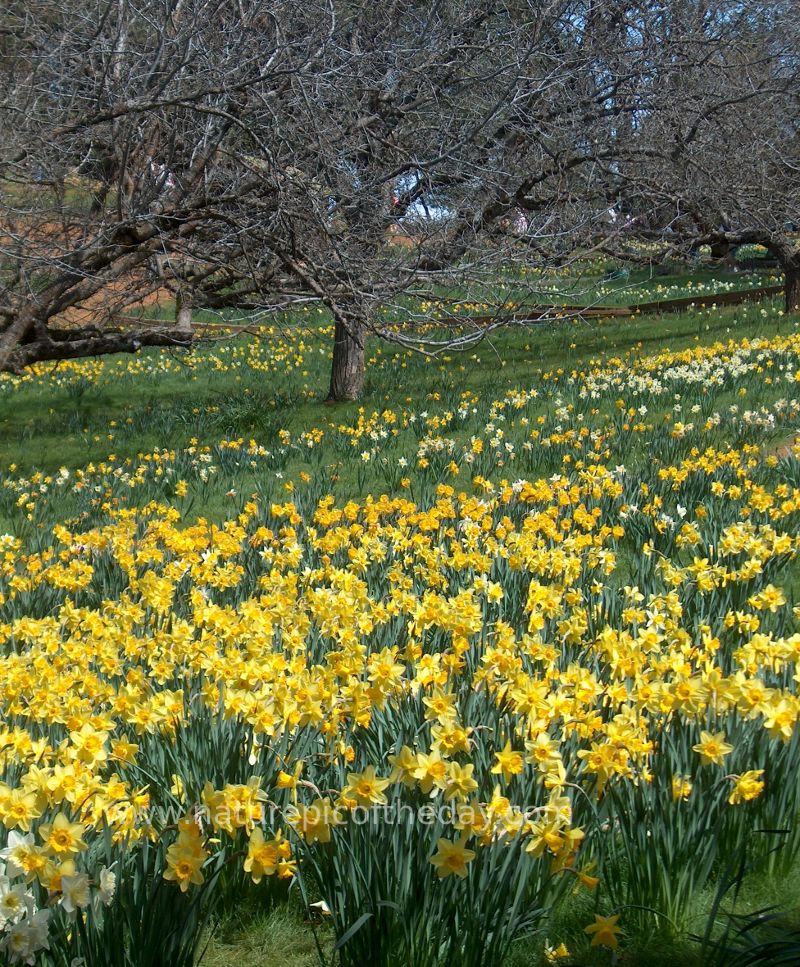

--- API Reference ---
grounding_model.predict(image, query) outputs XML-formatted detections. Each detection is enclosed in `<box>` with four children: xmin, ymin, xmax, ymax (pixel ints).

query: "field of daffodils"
<box><xmin>0</xmin><ymin>310</ymin><xmax>799</xmax><ymax>965</ymax></box>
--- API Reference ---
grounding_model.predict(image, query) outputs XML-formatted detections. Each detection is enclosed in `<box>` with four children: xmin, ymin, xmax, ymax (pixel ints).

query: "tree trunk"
<box><xmin>709</xmin><ymin>240</ymin><xmax>726</xmax><ymax>259</ymax></box>
<box><xmin>709</xmin><ymin>240</ymin><xmax>735</xmax><ymax>267</ymax></box>
<box><xmin>786</xmin><ymin>262</ymin><xmax>800</xmax><ymax>314</ymax></box>
<box><xmin>327</xmin><ymin>313</ymin><xmax>364</xmax><ymax>402</ymax></box>
<box><xmin>175</xmin><ymin>289</ymin><xmax>193</xmax><ymax>335</ymax></box>
<box><xmin>0</xmin><ymin>308</ymin><xmax>37</xmax><ymax>372</ymax></box>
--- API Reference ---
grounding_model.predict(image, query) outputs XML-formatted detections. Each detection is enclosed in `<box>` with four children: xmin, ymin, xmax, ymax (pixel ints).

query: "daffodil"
<box><xmin>38</xmin><ymin>814</ymin><xmax>87</xmax><ymax>858</ymax></box>
<box><xmin>286</xmin><ymin>798</ymin><xmax>343</xmax><ymax>845</ymax></box>
<box><xmin>342</xmin><ymin>766</ymin><xmax>391</xmax><ymax>808</ymax></box>
<box><xmin>491</xmin><ymin>740</ymin><xmax>524</xmax><ymax>783</ymax></box>
<box><xmin>244</xmin><ymin>828</ymin><xmax>286</xmax><ymax>884</ymax></box>
<box><xmin>728</xmin><ymin>770</ymin><xmax>765</xmax><ymax>805</ymax></box>
<box><xmin>429</xmin><ymin>837</ymin><xmax>476</xmax><ymax>879</ymax></box>
<box><xmin>692</xmin><ymin>731</ymin><xmax>734</xmax><ymax>766</ymax></box>
<box><xmin>584</xmin><ymin>913</ymin><xmax>622</xmax><ymax>949</ymax></box>
<box><xmin>163</xmin><ymin>843</ymin><xmax>207</xmax><ymax>892</ymax></box>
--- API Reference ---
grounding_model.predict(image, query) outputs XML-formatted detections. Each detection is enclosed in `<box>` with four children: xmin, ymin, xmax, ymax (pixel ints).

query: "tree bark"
<box><xmin>784</xmin><ymin>261</ymin><xmax>800</xmax><ymax>313</ymax></box>
<box><xmin>709</xmin><ymin>240</ymin><xmax>737</xmax><ymax>268</ymax></box>
<box><xmin>175</xmin><ymin>289</ymin><xmax>193</xmax><ymax>335</ymax></box>
<box><xmin>0</xmin><ymin>309</ymin><xmax>37</xmax><ymax>371</ymax></box>
<box><xmin>7</xmin><ymin>327</ymin><xmax>192</xmax><ymax>370</ymax></box>
<box><xmin>327</xmin><ymin>312</ymin><xmax>364</xmax><ymax>402</ymax></box>
<box><xmin>709</xmin><ymin>240</ymin><xmax>730</xmax><ymax>261</ymax></box>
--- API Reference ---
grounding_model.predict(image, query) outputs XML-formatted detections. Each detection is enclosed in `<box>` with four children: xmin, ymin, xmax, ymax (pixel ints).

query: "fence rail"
<box><xmin>118</xmin><ymin>282</ymin><xmax>786</xmax><ymax>335</ymax></box>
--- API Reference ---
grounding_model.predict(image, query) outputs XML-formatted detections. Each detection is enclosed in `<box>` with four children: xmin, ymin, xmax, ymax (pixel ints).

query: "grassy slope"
<box><xmin>0</xmin><ymin>282</ymin><xmax>787</xmax><ymax>485</ymax></box>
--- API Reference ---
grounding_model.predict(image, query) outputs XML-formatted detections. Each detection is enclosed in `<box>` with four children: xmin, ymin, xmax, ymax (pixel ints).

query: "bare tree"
<box><xmin>3</xmin><ymin>1</ymin><xmax>790</xmax><ymax>399</ymax></box>
<box><xmin>596</xmin><ymin>1</ymin><xmax>800</xmax><ymax>310</ymax></box>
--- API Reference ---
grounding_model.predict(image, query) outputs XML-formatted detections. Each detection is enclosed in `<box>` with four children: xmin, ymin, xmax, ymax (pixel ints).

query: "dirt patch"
<box><xmin>58</xmin><ymin>273</ymin><xmax>171</xmax><ymax>328</ymax></box>
<box><xmin>767</xmin><ymin>433</ymin><xmax>800</xmax><ymax>460</ymax></box>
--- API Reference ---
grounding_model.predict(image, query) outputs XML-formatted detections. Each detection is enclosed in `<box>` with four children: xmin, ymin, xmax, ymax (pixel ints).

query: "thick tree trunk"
<box><xmin>0</xmin><ymin>307</ymin><xmax>38</xmax><ymax>372</ymax></box>
<box><xmin>327</xmin><ymin>313</ymin><xmax>364</xmax><ymax>402</ymax></box>
<box><xmin>709</xmin><ymin>240</ymin><xmax>730</xmax><ymax>261</ymax></box>
<box><xmin>709</xmin><ymin>240</ymin><xmax>737</xmax><ymax>268</ymax></box>
<box><xmin>175</xmin><ymin>289</ymin><xmax>193</xmax><ymax>335</ymax></box>
<box><xmin>786</xmin><ymin>263</ymin><xmax>800</xmax><ymax>313</ymax></box>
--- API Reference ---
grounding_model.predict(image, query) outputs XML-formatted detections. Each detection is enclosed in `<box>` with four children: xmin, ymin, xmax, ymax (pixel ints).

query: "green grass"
<box><xmin>0</xmin><ymin>280</ymin><xmax>792</xmax><ymax>532</ymax></box>
<box><xmin>0</xmin><ymin>291</ymin><xmax>788</xmax><ymax>477</ymax></box>
<box><xmin>203</xmin><ymin>903</ymin><xmax>330</xmax><ymax>967</ymax></box>
<box><xmin>199</xmin><ymin>857</ymin><xmax>800</xmax><ymax>967</ymax></box>
<box><xmin>416</xmin><ymin>261</ymin><xmax>782</xmax><ymax>309</ymax></box>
